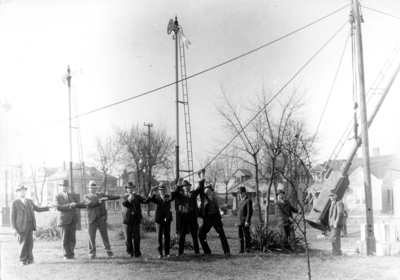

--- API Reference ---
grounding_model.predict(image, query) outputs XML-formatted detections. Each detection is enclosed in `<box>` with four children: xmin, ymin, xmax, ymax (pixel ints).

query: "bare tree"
<box><xmin>117</xmin><ymin>123</ymin><xmax>175</xmax><ymax>214</ymax></box>
<box><xmin>27</xmin><ymin>163</ymin><xmax>49</xmax><ymax>206</ymax></box>
<box><xmin>219</xmin><ymin>147</ymin><xmax>241</xmax><ymax>203</ymax></box>
<box><xmin>87</xmin><ymin>132</ymin><xmax>123</xmax><ymax>193</ymax></box>
<box><xmin>217</xmin><ymin>85</ymin><xmax>265</xmax><ymax>224</ymax></box>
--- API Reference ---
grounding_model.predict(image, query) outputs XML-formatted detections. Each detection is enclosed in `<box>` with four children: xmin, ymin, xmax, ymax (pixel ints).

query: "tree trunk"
<box><xmin>253</xmin><ymin>155</ymin><xmax>264</xmax><ymax>224</ymax></box>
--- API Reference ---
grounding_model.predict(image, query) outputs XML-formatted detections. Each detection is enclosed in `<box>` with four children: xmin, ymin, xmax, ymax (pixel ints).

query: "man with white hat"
<box><xmin>83</xmin><ymin>180</ymin><xmax>123</xmax><ymax>259</ymax></box>
<box><xmin>328</xmin><ymin>189</ymin><xmax>345</xmax><ymax>255</ymax></box>
<box><xmin>10</xmin><ymin>185</ymin><xmax>55</xmax><ymax>266</ymax></box>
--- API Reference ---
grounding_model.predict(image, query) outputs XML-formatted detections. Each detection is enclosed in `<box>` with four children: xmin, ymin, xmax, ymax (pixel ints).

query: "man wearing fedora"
<box><xmin>328</xmin><ymin>189</ymin><xmax>345</xmax><ymax>255</ymax></box>
<box><xmin>198</xmin><ymin>182</ymin><xmax>230</xmax><ymax>256</ymax></box>
<box><xmin>235</xmin><ymin>186</ymin><xmax>253</xmax><ymax>253</ymax></box>
<box><xmin>83</xmin><ymin>180</ymin><xmax>122</xmax><ymax>259</ymax></box>
<box><xmin>11</xmin><ymin>185</ymin><xmax>55</xmax><ymax>266</ymax></box>
<box><xmin>55</xmin><ymin>180</ymin><xmax>86</xmax><ymax>260</ymax></box>
<box><xmin>171</xmin><ymin>170</ymin><xmax>205</xmax><ymax>256</ymax></box>
<box><xmin>148</xmin><ymin>183</ymin><xmax>174</xmax><ymax>258</ymax></box>
<box><xmin>121</xmin><ymin>182</ymin><xmax>151</xmax><ymax>258</ymax></box>
<box><xmin>275</xmin><ymin>189</ymin><xmax>301</xmax><ymax>245</ymax></box>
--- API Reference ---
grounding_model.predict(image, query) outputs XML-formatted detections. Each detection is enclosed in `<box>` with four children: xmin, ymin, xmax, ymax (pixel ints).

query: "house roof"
<box><xmin>233</xmin><ymin>169</ymin><xmax>253</xmax><ymax>177</ymax></box>
<box><xmin>47</xmin><ymin>164</ymin><xmax>118</xmax><ymax>182</ymax></box>
<box><xmin>324</xmin><ymin>154</ymin><xmax>400</xmax><ymax>179</ymax></box>
<box><xmin>227</xmin><ymin>179</ymin><xmax>273</xmax><ymax>194</ymax></box>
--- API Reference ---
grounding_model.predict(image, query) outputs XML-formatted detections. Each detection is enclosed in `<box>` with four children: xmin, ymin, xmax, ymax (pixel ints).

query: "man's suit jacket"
<box><xmin>275</xmin><ymin>200</ymin><xmax>299</xmax><ymax>227</ymax></box>
<box><xmin>55</xmin><ymin>192</ymin><xmax>86</xmax><ymax>226</ymax></box>
<box><xmin>149</xmin><ymin>194</ymin><xmax>174</xmax><ymax>224</ymax></box>
<box><xmin>83</xmin><ymin>192</ymin><xmax>120</xmax><ymax>223</ymax></box>
<box><xmin>237</xmin><ymin>196</ymin><xmax>253</xmax><ymax>226</ymax></box>
<box><xmin>329</xmin><ymin>199</ymin><xmax>345</xmax><ymax>228</ymax></box>
<box><xmin>171</xmin><ymin>180</ymin><xmax>204</xmax><ymax>219</ymax></box>
<box><xmin>10</xmin><ymin>198</ymin><xmax>49</xmax><ymax>233</ymax></box>
<box><xmin>121</xmin><ymin>194</ymin><xmax>150</xmax><ymax>224</ymax></box>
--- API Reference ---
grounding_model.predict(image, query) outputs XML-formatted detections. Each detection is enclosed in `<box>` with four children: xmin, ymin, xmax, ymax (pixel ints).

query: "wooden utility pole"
<box><xmin>66</xmin><ymin>66</ymin><xmax>74</xmax><ymax>193</ymax></box>
<box><xmin>144</xmin><ymin>122</ymin><xmax>153</xmax><ymax>193</ymax></box>
<box><xmin>353</xmin><ymin>0</ymin><xmax>376</xmax><ymax>255</ymax></box>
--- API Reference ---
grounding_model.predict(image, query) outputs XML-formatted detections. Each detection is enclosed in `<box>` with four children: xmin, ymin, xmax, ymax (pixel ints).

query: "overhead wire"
<box><xmin>311</xmin><ymin>28</ymin><xmax>351</xmax><ymax>146</ymax></box>
<box><xmin>185</xmin><ymin>20</ymin><xmax>350</xmax><ymax>179</ymax></box>
<box><xmin>4</xmin><ymin>4</ymin><xmax>350</xmax><ymax>141</ymax></box>
<box><xmin>361</xmin><ymin>5</ymin><xmax>400</xmax><ymax>20</ymax></box>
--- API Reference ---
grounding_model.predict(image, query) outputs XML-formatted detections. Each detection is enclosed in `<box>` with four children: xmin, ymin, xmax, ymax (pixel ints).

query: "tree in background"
<box><xmin>87</xmin><ymin>132</ymin><xmax>123</xmax><ymax>193</ymax></box>
<box><xmin>27</xmin><ymin>163</ymin><xmax>50</xmax><ymax>206</ymax></box>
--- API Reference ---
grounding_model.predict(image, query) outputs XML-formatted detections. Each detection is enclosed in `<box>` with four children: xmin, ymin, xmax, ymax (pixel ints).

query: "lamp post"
<box><xmin>1</xmin><ymin>97</ymin><xmax>12</xmax><ymax>227</ymax></box>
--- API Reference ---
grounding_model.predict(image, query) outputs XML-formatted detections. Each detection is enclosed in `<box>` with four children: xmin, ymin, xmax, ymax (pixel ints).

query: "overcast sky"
<box><xmin>0</xmin><ymin>0</ymin><xmax>399</xmax><ymax>176</ymax></box>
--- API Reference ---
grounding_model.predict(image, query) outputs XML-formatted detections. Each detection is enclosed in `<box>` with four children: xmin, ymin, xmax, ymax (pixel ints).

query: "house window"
<box><xmin>47</xmin><ymin>183</ymin><xmax>54</xmax><ymax>196</ymax></box>
<box><xmin>236</xmin><ymin>177</ymin><xmax>240</xmax><ymax>183</ymax></box>
<box><xmin>354</xmin><ymin>189</ymin><xmax>365</xmax><ymax>205</ymax></box>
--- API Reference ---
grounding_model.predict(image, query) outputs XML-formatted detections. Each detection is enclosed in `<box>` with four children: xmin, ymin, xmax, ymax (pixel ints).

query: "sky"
<box><xmin>0</xmin><ymin>0</ymin><xmax>399</xmax><ymax>180</ymax></box>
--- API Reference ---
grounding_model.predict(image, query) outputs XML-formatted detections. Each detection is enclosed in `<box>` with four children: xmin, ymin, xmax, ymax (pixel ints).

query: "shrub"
<box><xmin>34</xmin><ymin>217</ymin><xmax>61</xmax><ymax>241</ymax></box>
<box><xmin>249</xmin><ymin>224</ymin><xmax>307</xmax><ymax>253</ymax></box>
<box><xmin>170</xmin><ymin>234</ymin><xmax>193</xmax><ymax>251</ymax></box>
<box><xmin>141</xmin><ymin>214</ymin><xmax>156</xmax><ymax>232</ymax></box>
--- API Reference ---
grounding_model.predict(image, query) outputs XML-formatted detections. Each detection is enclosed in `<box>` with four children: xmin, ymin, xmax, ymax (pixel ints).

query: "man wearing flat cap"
<box><xmin>55</xmin><ymin>180</ymin><xmax>87</xmax><ymax>260</ymax></box>
<box><xmin>83</xmin><ymin>180</ymin><xmax>123</xmax><ymax>259</ymax></box>
<box><xmin>171</xmin><ymin>170</ymin><xmax>205</xmax><ymax>256</ymax></box>
<box><xmin>121</xmin><ymin>182</ymin><xmax>151</xmax><ymax>258</ymax></box>
<box><xmin>10</xmin><ymin>185</ymin><xmax>55</xmax><ymax>266</ymax></box>
<box><xmin>235</xmin><ymin>186</ymin><xmax>253</xmax><ymax>253</ymax></box>
<box><xmin>328</xmin><ymin>189</ymin><xmax>345</xmax><ymax>255</ymax></box>
<box><xmin>198</xmin><ymin>181</ymin><xmax>230</xmax><ymax>256</ymax></box>
<box><xmin>148</xmin><ymin>183</ymin><xmax>174</xmax><ymax>258</ymax></box>
<box><xmin>275</xmin><ymin>189</ymin><xmax>301</xmax><ymax>245</ymax></box>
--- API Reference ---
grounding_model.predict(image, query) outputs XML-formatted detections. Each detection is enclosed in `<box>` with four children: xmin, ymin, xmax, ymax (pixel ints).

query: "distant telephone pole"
<box><xmin>144</xmin><ymin>123</ymin><xmax>153</xmax><ymax>192</ymax></box>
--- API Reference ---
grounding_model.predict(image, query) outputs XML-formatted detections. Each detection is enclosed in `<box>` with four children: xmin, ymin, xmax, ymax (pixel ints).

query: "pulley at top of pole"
<box><xmin>167</xmin><ymin>17</ymin><xmax>180</xmax><ymax>35</ymax></box>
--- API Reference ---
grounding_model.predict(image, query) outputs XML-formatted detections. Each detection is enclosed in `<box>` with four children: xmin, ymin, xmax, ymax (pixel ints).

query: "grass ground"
<box><xmin>1</xmin><ymin>211</ymin><xmax>400</xmax><ymax>280</ymax></box>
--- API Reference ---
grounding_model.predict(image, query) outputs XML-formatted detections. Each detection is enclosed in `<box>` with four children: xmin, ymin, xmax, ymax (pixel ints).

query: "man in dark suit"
<box><xmin>148</xmin><ymin>184</ymin><xmax>174</xmax><ymax>258</ymax></box>
<box><xmin>55</xmin><ymin>180</ymin><xmax>86</xmax><ymax>260</ymax></box>
<box><xmin>235</xmin><ymin>186</ymin><xmax>253</xmax><ymax>253</ymax></box>
<box><xmin>275</xmin><ymin>189</ymin><xmax>301</xmax><ymax>244</ymax></box>
<box><xmin>198</xmin><ymin>182</ymin><xmax>230</xmax><ymax>256</ymax></box>
<box><xmin>171</xmin><ymin>172</ymin><xmax>204</xmax><ymax>257</ymax></box>
<box><xmin>10</xmin><ymin>185</ymin><xmax>55</xmax><ymax>266</ymax></box>
<box><xmin>121</xmin><ymin>182</ymin><xmax>150</xmax><ymax>258</ymax></box>
<box><xmin>83</xmin><ymin>180</ymin><xmax>122</xmax><ymax>259</ymax></box>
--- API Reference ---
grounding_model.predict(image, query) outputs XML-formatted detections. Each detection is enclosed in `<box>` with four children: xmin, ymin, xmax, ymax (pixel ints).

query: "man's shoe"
<box><xmin>158</xmin><ymin>254</ymin><xmax>163</xmax><ymax>259</ymax></box>
<box><xmin>107</xmin><ymin>252</ymin><xmax>114</xmax><ymax>258</ymax></box>
<box><xmin>19</xmin><ymin>261</ymin><xmax>27</xmax><ymax>267</ymax></box>
<box><xmin>224</xmin><ymin>252</ymin><xmax>231</xmax><ymax>257</ymax></box>
<box><xmin>27</xmin><ymin>260</ymin><xmax>34</xmax><ymax>265</ymax></box>
<box><xmin>238</xmin><ymin>251</ymin><xmax>244</xmax><ymax>254</ymax></box>
<box><xmin>89</xmin><ymin>254</ymin><xmax>95</xmax><ymax>259</ymax></box>
<box><xmin>176</xmin><ymin>253</ymin><xmax>183</xmax><ymax>257</ymax></box>
<box><xmin>69</xmin><ymin>256</ymin><xmax>76</xmax><ymax>260</ymax></box>
<box><xmin>165</xmin><ymin>254</ymin><xmax>170</xmax><ymax>258</ymax></box>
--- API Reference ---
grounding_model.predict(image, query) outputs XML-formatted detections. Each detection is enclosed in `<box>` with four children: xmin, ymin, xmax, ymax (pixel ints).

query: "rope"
<box><xmin>362</xmin><ymin>5</ymin><xmax>400</xmax><ymax>20</ymax></box>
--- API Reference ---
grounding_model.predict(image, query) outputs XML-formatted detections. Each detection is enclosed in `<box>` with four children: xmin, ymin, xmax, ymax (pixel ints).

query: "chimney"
<box><xmin>372</xmin><ymin>147</ymin><xmax>380</xmax><ymax>157</ymax></box>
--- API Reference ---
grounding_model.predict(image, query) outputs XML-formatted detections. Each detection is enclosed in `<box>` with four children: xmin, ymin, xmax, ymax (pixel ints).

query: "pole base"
<box><xmin>1</xmin><ymin>207</ymin><xmax>11</xmax><ymax>227</ymax></box>
<box><xmin>365</xmin><ymin>236</ymin><xmax>376</xmax><ymax>255</ymax></box>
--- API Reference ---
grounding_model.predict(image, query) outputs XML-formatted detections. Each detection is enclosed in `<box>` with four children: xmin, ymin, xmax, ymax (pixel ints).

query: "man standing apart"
<box><xmin>83</xmin><ymin>180</ymin><xmax>122</xmax><ymax>259</ymax></box>
<box><xmin>328</xmin><ymin>190</ymin><xmax>345</xmax><ymax>255</ymax></box>
<box><xmin>121</xmin><ymin>182</ymin><xmax>150</xmax><ymax>258</ymax></box>
<box><xmin>148</xmin><ymin>184</ymin><xmax>174</xmax><ymax>258</ymax></box>
<box><xmin>55</xmin><ymin>180</ymin><xmax>86</xmax><ymax>260</ymax></box>
<box><xmin>171</xmin><ymin>172</ymin><xmax>204</xmax><ymax>257</ymax></box>
<box><xmin>275</xmin><ymin>189</ymin><xmax>301</xmax><ymax>244</ymax></box>
<box><xmin>235</xmin><ymin>187</ymin><xmax>253</xmax><ymax>253</ymax></box>
<box><xmin>198</xmin><ymin>182</ymin><xmax>230</xmax><ymax>256</ymax></box>
<box><xmin>11</xmin><ymin>185</ymin><xmax>55</xmax><ymax>266</ymax></box>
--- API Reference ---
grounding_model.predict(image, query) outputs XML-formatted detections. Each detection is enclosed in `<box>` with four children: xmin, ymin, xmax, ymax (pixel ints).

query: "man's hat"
<box><xmin>125</xmin><ymin>182</ymin><xmax>135</xmax><ymax>188</ymax></box>
<box><xmin>158</xmin><ymin>184</ymin><xmax>167</xmax><ymax>190</ymax></box>
<box><xmin>238</xmin><ymin>186</ymin><xmax>246</xmax><ymax>193</ymax></box>
<box><xmin>15</xmin><ymin>185</ymin><xmax>28</xmax><ymax>192</ymax></box>
<box><xmin>276</xmin><ymin>189</ymin><xmax>285</xmax><ymax>196</ymax></box>
<box><xmin>205</xmin><ymin>182</ymin><xmax>214</xmax><ymax>191</ymax></box>
<box><xmin>88</xmin><ymin>180</ymin><xmax>98</xmax><ymax>188</ymax></box>
<box><xmin>59</xmin><ymin>180</ymin><xmax>69</xmax><ymax>186</ymax></box>
<box><xmin>328</xmin><ymin>190</ymin><xmax>338</xmax><ymax>196</ymax></box>
<box><xmin>182</xmin><ymin>180</ymin><xmax>192</xmax><ymax>187</ymax></box>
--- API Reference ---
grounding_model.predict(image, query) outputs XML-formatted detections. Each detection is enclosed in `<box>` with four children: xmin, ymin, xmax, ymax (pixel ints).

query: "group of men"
<box><xmin>10</xmin><ymin>168</ymin><xmax>255</xmax><ymax>266</ymax></box>
<box><xmin>10</xmin><ymin>169</ymin><xmax>346</xmax><ymax>267</ymax></box>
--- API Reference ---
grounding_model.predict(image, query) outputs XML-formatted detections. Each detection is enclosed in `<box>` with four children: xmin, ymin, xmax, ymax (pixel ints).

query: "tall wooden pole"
<box><xmin>174</xmin><ymin>17</ymin><xmax>180</xmax><ymax>181</ymax></box>
<box><xmin>353</xmin><ymin>0</ymin><xmax>376</xmax><ymax>255</ymax></box>
<box><xmin>67</xmin><ymin>66</ymin><xmax>74</xmax><ymax>193</ymax></box>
